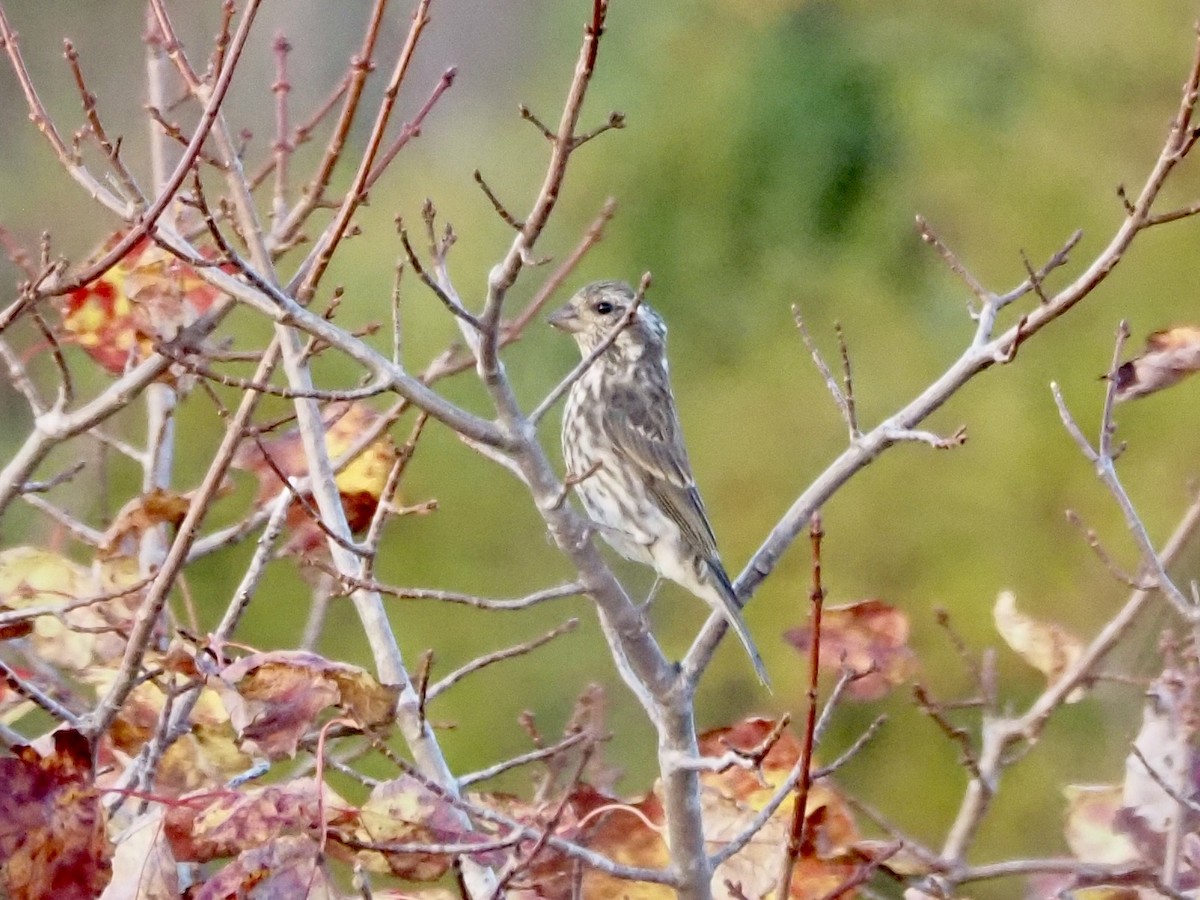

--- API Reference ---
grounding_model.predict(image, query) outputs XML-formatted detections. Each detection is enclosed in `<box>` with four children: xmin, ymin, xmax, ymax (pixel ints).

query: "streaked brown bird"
<box><xmin>549</xmin><ymin>280</ymin><xmax>770</xmax><ymax>687</ymax></box>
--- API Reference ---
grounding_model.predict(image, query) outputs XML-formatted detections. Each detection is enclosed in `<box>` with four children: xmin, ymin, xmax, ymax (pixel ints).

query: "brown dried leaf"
<box><xmin>994</xmin><ymin>591</ymin><xmax>1085</xmax><ymax>702</ymax></box>
<box><xmin>349</xmin><ymin>774</ymin><xmax>480</xmax><ymax>881</ymax></box>
<box><xmin>697</xmin><ymin>719</ymin><xmax>859</xmax><ymax>899</ymax></box>
<box><xmin>211</xmin><ymin>650</ymin><xmax>399</xmax><ymax>758</ymax></box>
<box><xmin>99</xmin><ymin>807</ymin><xmax>178</xmax><ymax>900</ymax></box>
<box><xmin>98</xmin><ymin>489</ymin><xmax>192</xmax><ymax>563</ymax></box>
<box><xmin>785</xmin><ymin>600</ymin><xmax>917</xmax><ymax>701</ymax></box>
<box><xmin>191</xmin><ymin>834</ymin><xmax>335</xmax><ymax>900</ymax></box>
<box><xmin>1113</xmin><ymin>326</ymin><xmax>1200</xmax><ymax>401</ymax></box>
<box><xmin>165</xmin><ymin>779</ymin><xmax>351</xmax><ymax>864</ymax></box>
<box><xmin>0</xmin><ymin>729</ymin><xmax>112</xmax><ymax>900</ymax></box>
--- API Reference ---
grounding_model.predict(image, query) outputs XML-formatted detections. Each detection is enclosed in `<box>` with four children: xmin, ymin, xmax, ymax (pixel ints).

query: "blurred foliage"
<box><xmin>3</xmin><ymin>1</ymin><xmax>1200</xmax><ymax>894</ymax></box>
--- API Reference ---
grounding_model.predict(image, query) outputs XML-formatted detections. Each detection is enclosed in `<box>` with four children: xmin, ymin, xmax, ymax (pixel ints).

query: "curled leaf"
<box><xmin>993</xmin><ymin>591</ymin><xmax>1085</xmax><ymax>702</ymax></box>
<box><xmin>211</xmin><ymin>650</ymin><xmax>399</xmax><ymax>758</ymax></box>
<box><xmin>1122</xmin><ymin>674</ymin><xmax>1195</xmax><ymax>834</ymax></box>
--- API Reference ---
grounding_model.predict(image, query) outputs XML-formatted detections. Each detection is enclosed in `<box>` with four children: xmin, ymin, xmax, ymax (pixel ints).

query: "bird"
<box><xmin>548</xmin><ymin>280</ymin><xmax>770</xmax><ymax>687</ymax></box>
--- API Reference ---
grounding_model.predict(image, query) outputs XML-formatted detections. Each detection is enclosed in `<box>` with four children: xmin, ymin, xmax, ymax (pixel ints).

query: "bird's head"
<box><xmin>548</xmin><ymin>280</ymin><xmax>666</xmax><ymax>359</ymax></box>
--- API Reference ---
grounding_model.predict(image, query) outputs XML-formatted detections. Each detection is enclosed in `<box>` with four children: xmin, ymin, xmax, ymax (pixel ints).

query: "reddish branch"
<box><xmin>775</xmin><ymin>514</ymin><xmax>825</xmax><ymax>899</ymax></box>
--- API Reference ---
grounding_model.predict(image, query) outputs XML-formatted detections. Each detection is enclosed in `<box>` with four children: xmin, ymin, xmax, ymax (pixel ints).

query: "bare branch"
<box><xmin>0</xmin><ymin>655</ymin><xmax>81</xmax><ymax>727</ymax></box>
<box><xmin>459</xmin><ymin>730</ymin><xmax>595</xmax><ymax>788</ymax></box>
<box><xmin>427</xmin><ymin>618</ymin><xmax>579</xmax><ymax>700</ymax></box>
<box><xmin>793</xmin><ymin>308</ymin><xmax>856</xmax><ymax>439</ymax></box>
<box><xmin>915</xmin><ymin>215</ymin><xmax>993</xmax><ymax>313</ymax></box>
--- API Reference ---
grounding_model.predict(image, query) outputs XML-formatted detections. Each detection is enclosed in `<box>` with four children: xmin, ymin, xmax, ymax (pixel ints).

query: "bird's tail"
<box><xmin>706</xmin><ymin>562</ymin><xmax>771</xmax><ymax>690</ymax></box>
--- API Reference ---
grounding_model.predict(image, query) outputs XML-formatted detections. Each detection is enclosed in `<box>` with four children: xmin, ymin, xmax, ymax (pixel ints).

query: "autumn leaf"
<box><xmin>165</xmin><ymin>779</ymin><xmax>351</xmax><ymax>864</ymax></box>
<box><xmin>1112</xmin><ymin>325</ymin><xmax>1200</xmax><ymax>401</ymax></box>
<box><xmin>211</xmin><ymin>649</ymin><xmax>400</xmax><ymax>758</ymax></box>
<box><xmin>98</xmin><ymin>488</ymin><xmax>191</xmax><ymax>563</ymax></box>
<box><xmin>100</xmin><ymin>808</ymin><xmax>178</xmax><ymax>900</ymax></box>
<box><xmin>1061</xmin><ymin>785</ymin><xmax>1139</xmax><ymax>865</ymax></box>
<box><xmin>1122</xmin><ymin>676</ymin><xmax>1193</xmax><ymax>836</ymax></box>
<box><xmin>190</xmin><ymin>834</ymin><xmax>336</xmax><ymax>900</ymax></box>
<box><xmin>0</xmin><ymin>546</ymin><xmax>138</xmax><ymax>672</ymax></box>
<box><xmin>785</xmin><ymin>599</ymin><xmax>917</xmax><ymax>701</ymax></box>
<box><xmin>349</xmin><ymin>774</ymin><xmax>483</xmax><ymax>881</ymax></box>
<box><xmin>993</xmin><ymin>591</ymin><xmax>1085</xmax><ymax>702</ymax></box>
<box><xmin>695</xmin><ymin>719</ymin><xmax>860</xmax><ymax>899</ymax></box>
<box><xmin>572</xmin><ymin>719</ymin><xmax>861</xmax><ymax>899</ymax></box>
<box><xmin>94</xmin><ymin>672</ymin><xmax>248</xmax><ymax>795</ymax></box>
<box><xmin>576</xmin><ymin>789</ymin><xmax>671</xmax><ymax>900</ymax></box>
<box><xmin>232</xmin><ymin>401</ymin><xmax>399</xmax><ymax>552</ymax></box>
<box><xmin>61</xmin><ymin>235</ymin><xmax>222</xmax><ymax>374</ymax></box>
<box><xmin>0</xmin><ymin>729</ymin><xmax>112</xmax><ymax>900</ymax></box>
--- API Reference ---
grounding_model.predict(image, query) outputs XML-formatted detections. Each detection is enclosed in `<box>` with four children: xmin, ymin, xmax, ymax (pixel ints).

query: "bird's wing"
<box><xmin>601</xmin><ymin>383</ymin><xmax>720</xmax><ymax>559</ymax></box>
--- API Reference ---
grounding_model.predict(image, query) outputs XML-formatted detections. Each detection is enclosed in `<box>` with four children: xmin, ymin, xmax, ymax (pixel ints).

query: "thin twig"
<box><xmin>427</xmin><ymin>619</ymin><xmax>579</xmax><ymax>700</ymax></box>
<box><xmin>793</xmin><ymin>308</ymin><xmax>856</xmax><ymax>439</ymax></box>
<box><xmin>459</xmin><ymin>730</ymin><xmax>594</xmax><ymax>788</ymax></box>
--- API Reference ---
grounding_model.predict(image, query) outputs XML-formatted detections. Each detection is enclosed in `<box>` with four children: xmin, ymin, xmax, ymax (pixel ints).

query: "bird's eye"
<box><xmin>594</xmin><ymin>301</ymin><xmax>614</xmax><ymax>315</ymax></box>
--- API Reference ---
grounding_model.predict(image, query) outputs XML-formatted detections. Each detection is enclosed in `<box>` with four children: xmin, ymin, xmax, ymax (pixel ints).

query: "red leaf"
<box><xmin>0</xmin><ymin>729</ymin><xmax>112</xmax><ymax>900</ymax></box>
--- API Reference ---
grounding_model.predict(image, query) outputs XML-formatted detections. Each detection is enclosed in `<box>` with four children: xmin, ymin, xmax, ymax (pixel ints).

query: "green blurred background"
<box><xmin>4</xmin><ymin>0</ymin><xmax>1200</xmax><ymax>892</ymax></box>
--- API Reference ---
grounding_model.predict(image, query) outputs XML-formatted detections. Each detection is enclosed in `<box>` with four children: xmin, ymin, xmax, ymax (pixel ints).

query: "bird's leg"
<box><xmin>640</xmin><ymin>575</ymin><xmax>664</xmax><ymax>612</ymax></box>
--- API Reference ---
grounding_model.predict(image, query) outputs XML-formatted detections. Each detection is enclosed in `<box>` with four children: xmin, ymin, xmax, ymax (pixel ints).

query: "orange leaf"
<box><xmin>577</xmin><ymin>790</ymin><xmax>671</xmax><ymax>900</ymax></box>
<box><xmin>232</xmin><ymin>401</ymin><xmax>399</xmax><ymax>545</ymax></box>
<box><xmin>700</xmin><ymin>720</ymin><xmax>860</xmax><ymax>899</ymax></box>
<box><xmin>61</xmin><ymin>235</ymin><xmax>222</xmax><ymax>374</ymax></box>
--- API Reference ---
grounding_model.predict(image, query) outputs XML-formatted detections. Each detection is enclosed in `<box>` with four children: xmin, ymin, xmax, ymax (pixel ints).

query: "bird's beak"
<box><xmin>548</xmin><ymin>304</ymin><xmax>581</xmax><ymax>332</ymax></box>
